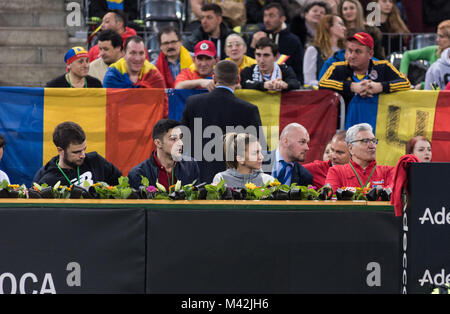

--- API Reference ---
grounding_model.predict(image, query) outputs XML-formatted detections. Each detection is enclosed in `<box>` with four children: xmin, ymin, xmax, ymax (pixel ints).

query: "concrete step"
<box><xmin>0</xmin><ymin>27</ymin><xmax>68</xmax><ymax>46</ymax></box>
<box><xmin>0</xmin><ymin>46</ymin><xmax>71</xmax><ymax>64</ymax></box>
<box><xmin>0</xmin><ymin>11</ymin><xmax>66</xmax><ymax>27</ymax></box>
<box><xmin>0</xmin><ymin>0</ymin><xmax>65</xmax><ymax>12</ymax></box>
<box><xmin>0</xmin><ymin>64</ymin><xmax>66</xmax><ymax>87</ymax></box>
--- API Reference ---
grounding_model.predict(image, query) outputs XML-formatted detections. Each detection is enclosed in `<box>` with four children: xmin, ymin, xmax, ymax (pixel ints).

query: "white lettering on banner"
<box><xmin>366</xmin><ymin>262</ymin><xmax>381</xmax><ymax>287</ymax></box>
<box><xmin>419</xmin><ymin>269</ymin><xmax>450</xmax><ymax>286</ymax></box>
<box><xmin>419</xmin><ymin>207</ymin><xmax>450</xmax><ymax>225</ymax></box>
<box><xmin>0</xmin><ymin>262</ymin><xmax>81</xmax><ymax>294</ymax></box>
<box><xmin>0</xmin><ymin>272</ymin><xmax>55</xmax><ymax>294</ymax></box>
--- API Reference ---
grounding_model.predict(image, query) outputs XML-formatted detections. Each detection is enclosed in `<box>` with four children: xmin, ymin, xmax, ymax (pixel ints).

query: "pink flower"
<box><xmin>146</xmin><ymin>185</ymin><xmax>158</xmax><ymax>193</ymax></box>
<box><xmin>308</xmin><ymin>186</ymin><xmax>317</xmax><ymax>190</ymax></box>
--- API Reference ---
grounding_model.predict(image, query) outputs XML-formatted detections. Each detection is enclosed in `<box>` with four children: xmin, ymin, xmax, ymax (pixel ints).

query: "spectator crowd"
<box><xmin>1</xmin><ymin>0</ymin><xmax>449</xmax><ymax>191</ymax></box>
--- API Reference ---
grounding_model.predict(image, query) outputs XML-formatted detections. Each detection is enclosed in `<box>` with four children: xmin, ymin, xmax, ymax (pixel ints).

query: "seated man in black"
<box><xmin>34</xmin><ymin>121</ymin><xmax>122</xmax><ymax>186</ymax></box>
<box><xmin>46</xmin><ymin>47</ymin><xmax>103</xmax><ymax>88</ymax></box>
<box><xmin>241</xmin><ymin>37</ymin><xmax>300</xmax><ymax>91</ymax></box>
<box><xmin>128</xmin><ymin>119</ymin><xmax>200</xmax><ymax>190</ymax></box>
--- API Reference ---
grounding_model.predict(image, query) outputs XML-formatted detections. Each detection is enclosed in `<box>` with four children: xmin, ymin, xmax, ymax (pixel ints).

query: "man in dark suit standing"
<box><xmin>180</xmin><ymin>60</ymin><xmax>264</xmax><ymax>184</ymax></box>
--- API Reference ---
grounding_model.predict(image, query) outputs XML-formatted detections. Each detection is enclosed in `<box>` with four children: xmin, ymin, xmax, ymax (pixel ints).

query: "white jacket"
<box><xmin>425</xmin><ymin>47</ymin><xmax>450</xmax><ymax>90</ymax></box>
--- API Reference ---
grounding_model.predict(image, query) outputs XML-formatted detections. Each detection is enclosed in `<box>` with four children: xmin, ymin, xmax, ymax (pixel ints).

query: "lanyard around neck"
<box><xmin>66</xmin><ymin>73</ymin><xmax>87</xmax><ymax>88</ymax></box>
<box><xmin>56</xmin><ymin>159</ymin><xmax>80</xmax><ymax>186</ymax></box>
<box><xmin>349</xmin><ymin>161</ymin><xmax>376</xmax><ymax>189</ymax></box>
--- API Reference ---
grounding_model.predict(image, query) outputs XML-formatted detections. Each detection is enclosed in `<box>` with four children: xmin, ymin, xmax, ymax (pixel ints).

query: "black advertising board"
<box><xmin>405</xmin><ymin>163</ymin><xmax>450</xmax><ymax>294</ymax></box>
<box><xmin>0</xmin><ymin>206</ymin><xmax>146</xmax><ymax>294</ymax></box>
<box><xmin>146</xmin><ymin>204</ymin><xmax>400</xmax><ymax>293</ymax></box>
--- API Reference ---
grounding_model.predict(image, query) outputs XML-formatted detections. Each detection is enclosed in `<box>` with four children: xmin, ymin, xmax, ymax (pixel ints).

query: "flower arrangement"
<box><xmin>0</xmin><ymin>177</ymin><xmax>391</xmax><ymax>201</ymax></box>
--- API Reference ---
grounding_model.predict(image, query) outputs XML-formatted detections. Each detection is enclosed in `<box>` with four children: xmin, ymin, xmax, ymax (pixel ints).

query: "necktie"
<box><xmin>277</xmin><ymin>160</ymin><xmax>292</xmax><ymax>185</ymax></box>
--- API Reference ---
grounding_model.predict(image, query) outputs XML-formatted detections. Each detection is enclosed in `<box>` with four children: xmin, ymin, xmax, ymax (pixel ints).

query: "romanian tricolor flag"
<box><xmin>107</xmin><ymin>0</ymin><xmax>124</xmax><ymax>10</ymax></box>
<box><xmin>0</xmin><ymin>87</ymin><xmax>166</xmax><ymax>186</ymax></box>
<box><xmin>374</xmin><ymin>91</ymin><xmax>450</xmax><ymax>165</ymax></box>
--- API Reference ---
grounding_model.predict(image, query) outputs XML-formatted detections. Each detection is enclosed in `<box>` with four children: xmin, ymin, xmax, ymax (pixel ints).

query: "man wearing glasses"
<box><xmin>154</xmin><ymin>26</ymin><xmax>193</xmax><ymax>88</ymax></box>
<box><xmin>325</xmin><ymin>123</ymin><xmax>394</xmax><ymax>192</ymax></box>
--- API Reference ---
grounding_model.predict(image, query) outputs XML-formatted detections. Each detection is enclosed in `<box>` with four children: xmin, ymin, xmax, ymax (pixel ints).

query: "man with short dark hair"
<box><xmin>88</xmin><ymin>29</ymin><xmax>123</xmax><ymax>83</ymax></box>
<box><xmin>248</xmin><ymin>2</ymin><xmax>304</xmax><ymax>82</ymax></box>
<box><xmin>128</xmin><ymin>119</ymin><xmax>200</xmax><ymax>190</ymax></box>
<box><xmin>103</xmin><ymin>36</ymin><xmax>166</xmax><ymax>88</ymax></box>
<box><xmin>303</xmin><ymin>130</ymin><xmax>350</xmax><ymax>188</ymax></box>
<box><xmin>154</xmin><ymin>26</ymin><xmax>193</xmax><ymax>88</ymax></box>
<box><xmin>241</xmin><ymin>37</ymin><xmax>300</xmax><ymax>91</ymax></box>
<box><xmin>88</xmin><ymin>9</ymin><xmax>137</xmax><ymax>62</ymax></box>
<box><xmin>180</xmin><ymin>60</ymin><xmax>264</xmax><ymax>183</ymax></box>
<box><xmin>184</xmin><ymin>3</ymin><xmax>234</xmax><ymax>60</ymax></box>
<box><xmin>34</xmin><ymin>121</ymin><xmax>122</xmax><ymax>187</ymax></box>
<box><xmin>0</xmin><ymin>134</ymin><xmax>10</xmax><ymax>184</ymax></box>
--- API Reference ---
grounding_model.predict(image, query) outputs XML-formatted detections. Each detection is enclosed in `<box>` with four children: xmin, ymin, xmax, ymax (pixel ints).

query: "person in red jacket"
<box><xmin>88</xmin><ymin>9</ymin><xmax>138</xmax><ymax>62</ymax></box>
<box><xmin>303</xmin><ymin>130</ymin><xmax>350</xmax><ymax>188</ymax></box>
<box><xmin>325</xmin><ymin>123</ymin><xmax>394</xmax><ymax>192</ymax></box>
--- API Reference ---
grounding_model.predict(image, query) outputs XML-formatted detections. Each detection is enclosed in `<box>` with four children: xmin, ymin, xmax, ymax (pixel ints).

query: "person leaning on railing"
<box><xmin>399</xmin><ymin>20</ymin><xmax>450</xmax><ymax>89</ymax></box>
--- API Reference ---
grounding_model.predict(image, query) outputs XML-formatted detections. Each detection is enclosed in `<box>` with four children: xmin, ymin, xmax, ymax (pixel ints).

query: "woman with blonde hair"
<box><xmin>212</xmin><ymin>132</ymin><xmax>274</xmax><ymax>188</ymax></box>
<box><xmin>400</xmin><ymin>20</ymin><xmax>450</xmax><ymax>88</ymax></box>
<box><xmin>303</xmin><ymin>14</ymin><xmax>346</xmax><ymax>86</ymax></box>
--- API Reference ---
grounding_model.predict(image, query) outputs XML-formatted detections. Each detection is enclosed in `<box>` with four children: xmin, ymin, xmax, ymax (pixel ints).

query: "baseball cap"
<box><xmin>194</xmin><ymin>40</ymin><xmax>217</xmax><ymax>58</ymax></box>
<box><xmin>347</xmin><ymin>32</ymin><xmax>374</xmax><ymax>50</ymax></box>
<box><xmin>64</xmin><ymin>46</ymin><xmax>89</xmax><ymax>64</ymax></box>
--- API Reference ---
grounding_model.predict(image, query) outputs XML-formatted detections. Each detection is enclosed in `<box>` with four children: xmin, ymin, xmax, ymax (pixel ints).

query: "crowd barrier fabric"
<box><xmin>0</xmin><ymin>87</ymin><xmax>339</xmax><ymax>186</ymax></box>
<box><xmin>0</xmin><ymin>205</ymin><xmax>146</xmax><ymax>294</ymax></box>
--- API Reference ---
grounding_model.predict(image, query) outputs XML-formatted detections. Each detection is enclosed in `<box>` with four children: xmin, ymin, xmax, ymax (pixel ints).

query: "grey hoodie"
<box><xmin>425</xmin><ymin>47</ymin><xmax>450</xmax><ymax>90</ymax></box>
<box><xmin>212</xmin><ymin>168</ymin><xmax>275</xmax><ymax>188</ymax></box>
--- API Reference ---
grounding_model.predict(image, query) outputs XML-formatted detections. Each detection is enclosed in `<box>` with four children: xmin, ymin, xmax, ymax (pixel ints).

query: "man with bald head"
<box><xmin>303</xmin><ymin>130</ymin><xmax>350</xmax><ymax>188</ymax></box>
<box><xmin>269</xmin><ymin>123</ymin><xmax>313</xmax><ymax>186</ymax></box>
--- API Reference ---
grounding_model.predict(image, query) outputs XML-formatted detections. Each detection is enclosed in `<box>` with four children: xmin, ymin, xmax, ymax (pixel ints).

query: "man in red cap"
<box><xmin>319</xmin><ymin>32</ymin><xmax>410</xmax><ymax>129</ymax></box>
<box><xmin>174</xmin><ymin>40</ymin><xmax>218</xmax><ymax>91</ymax></box>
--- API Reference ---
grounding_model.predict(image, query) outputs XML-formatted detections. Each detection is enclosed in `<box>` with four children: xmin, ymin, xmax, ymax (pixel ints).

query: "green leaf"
<box><xmin>155</xmin><ymin>181</ymin><xmax>167</xmax><ymax>193</ymax></box>
<box><xmin>83</xmin><ymin>180</ymin><xmax>91</xmax><ymax>188</ymax></box>
<box><xmin>140</xmin><ymin>175</ymin><xmax>149</xmax><ymax>187</ymax></box>
<box><xmin>54</xmin><ymin>181</ymin><xmax>61</xmax><ymax>191</ymax></box>
<box><xmin>0</xmin><ymin>180</ymin><xmax>8</xmax><ymax>189</ymax></box>
<box><xmin>118</xmin><ymin>176</ymin><xmax>129</xmax><ymax>188</ymax></box>
<box><xmin>33</xmin><ymin>182</ymin><xmax>42</xmax><ymax>191</ymax></box>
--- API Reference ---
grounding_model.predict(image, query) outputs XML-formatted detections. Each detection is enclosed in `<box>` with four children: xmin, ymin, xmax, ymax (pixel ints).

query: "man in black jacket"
<box><xmin>241</xmin><ymin>37</ymin><xmax>300</xmax><ymax>91</ymax></box>
<box><xmin>183</xmin><ymin>3</ymin><xmax>234</xmax><ymax>60</ymax></box>
<box><xmin>34</xmin><ymin>122</ymin><xmax>122</xmax><ymax>187</ymax></box>
<box><xmin>180</xmin><ymin>60</ymin><xmax>265</xmax><ymax>184</ymax></box>
<box><xmin>128</xmin><ymin>119</ymin><xmax>200</xmax><ymax>190</ymax></box>
<box><xmin>247</xmin><ymin>2</ymin><xmax>304</xmax><ymax>82</ymax></box>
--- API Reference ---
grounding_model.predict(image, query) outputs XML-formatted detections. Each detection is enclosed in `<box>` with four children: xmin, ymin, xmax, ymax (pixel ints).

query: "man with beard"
<box><xmin>33</xmin><ymin>122</ymin><xmax>122</xmax><ymax>187</ymax></box>
<box><xmin>128</xmin><ymin>119</ymin><xmax>200</xmax><ymax>190</ymax></box>
<box><xmin>88</xmin><ymin>29</ymin><xmax>123</xmax><ymax>84</ymax></box>
<box><xmin>268</xmin><ymin>123</ymin><xmax>313</xmax><ymax>186</ymax></box>
<box><xmin>324</xmin><ymin>123</ymin><xmax>394</xmax><ymax>192</ymax></box>
<box><xmin>174</xmin><ymin>40</ymin><xmax>218</xmax><ymax>91</ymax></box>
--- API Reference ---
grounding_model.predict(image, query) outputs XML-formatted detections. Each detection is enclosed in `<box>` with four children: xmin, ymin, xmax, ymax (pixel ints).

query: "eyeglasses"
<box><xmin>226</xmin><ymin>42</ymin><xmax>242</xmax><ymax>48</ymax></box>
<box><xmin>351</xmin><ymin>138</ymin><xmax>379</xmax><ymax>145</ymax></box>
<box><xmin>160</xmin><ymin>40</ymin><xmax>179</xmax><ymax>46</ymax></box>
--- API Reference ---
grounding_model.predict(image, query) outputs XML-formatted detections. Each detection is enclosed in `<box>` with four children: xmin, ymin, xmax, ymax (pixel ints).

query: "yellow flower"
<box><xmin>270</xmin><ymin>180</ymin><xmax>281</xmax><ymax>187</ymax></box>
<box><xmin>245</xmin><ymin>183</ymin><xmax>257</xmax><ymax>190</ymax></box>
<box><xmin>8</xmin><ymin>184</ymin><xmax>20</xmax><ymax>189</ymax></box>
